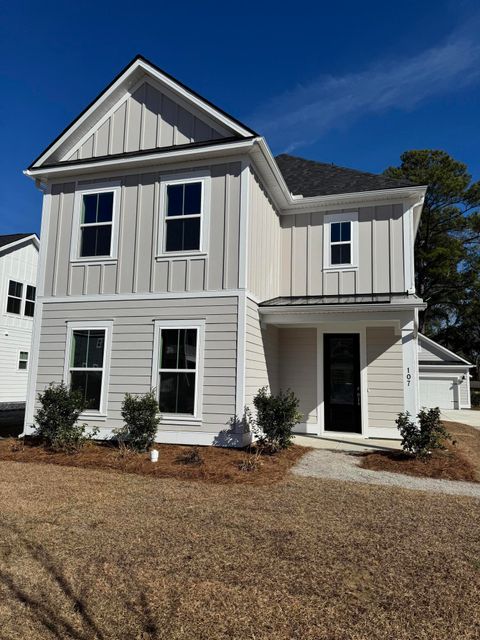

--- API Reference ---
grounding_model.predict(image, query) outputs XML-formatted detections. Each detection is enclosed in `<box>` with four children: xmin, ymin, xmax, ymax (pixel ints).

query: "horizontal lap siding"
<box><xmin>35</xmin><ymin>297</ymin><xmax>238</xmax><ymax>434</ymax></box>
<box><xmin>278</xmin><ymin>328</ymin><xmax>317</xmax><ymax>424</ymax></box>
<box><xmin>244</xmin><ymin>299</ymin><xmax>279</xmax><ymax>411</ymax></box>
<box><xmin>367</xmin><ymin>327</ymin><xmax>404</xmax><ymax>429</ymax></box>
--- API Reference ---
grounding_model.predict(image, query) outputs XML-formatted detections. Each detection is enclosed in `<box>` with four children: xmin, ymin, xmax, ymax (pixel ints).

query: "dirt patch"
<box><xmin>360</xmin><ymin>422</ymin><xmax>480</xmax><ymax>482</ymax></box>
<box><xmin>0</xmin><ymin>438</ymin><xmax>306</xmax><ymax>485</ymax></box>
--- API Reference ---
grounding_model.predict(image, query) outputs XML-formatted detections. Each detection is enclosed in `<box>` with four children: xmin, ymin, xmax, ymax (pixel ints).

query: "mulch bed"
<box><xmin>360</xmin><ymin>422</ymin><xmax>480</xmax><ymax>482</ymax></box>
<box><xmin>0</xmin><ymin>437</ymin><xmax>307</xmax><ymax>485</ymax></box>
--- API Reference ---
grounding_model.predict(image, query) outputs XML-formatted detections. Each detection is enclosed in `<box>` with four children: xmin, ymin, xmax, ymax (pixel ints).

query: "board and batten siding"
<box><xmin>66</xmin><ymin>81</ymin><xmax>227</xmax><ymax>162</ymax></box>
<box><xmin>247</xmin><ymin>170</ymin><xmax>281</xmax><ymax>301</ymax></box>
<box><xmin>366</xmin><ymin>326</ymin><xmax>404</xmax><ymax>430</ymax></box>
<box><xmin>35</xmin><ymin>297</ymin><xmax>239</xmax><ymax>436</ymax></box>
<box><xmin>0</xmin><ymin>241</ymin><xmax>38</xmax><ymax>402</ymax></box>
<box><xmin>244</xmin><ymin>298</ymin><xmax>279</xmax><ymax>412</ymax></box>
<box><xmin>280</xmin><ymin>204</ymin><xmax>406</xmax><ymax>297</ymax></box>
<box><xmin>44</xmin><ymin>163</ymin><xmax>241</xmax><ymax>298</ymax></box>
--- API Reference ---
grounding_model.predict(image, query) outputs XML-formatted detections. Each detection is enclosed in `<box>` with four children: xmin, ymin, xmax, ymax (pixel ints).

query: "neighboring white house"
<box><xmin>0</xmin><ymin>234</ymin><xmax>39</xmax><ymax>406</ymax></box>
<box><xmin>24</xmin><ymin>55</ymin><xmax>432</xmax><ymax>443</ymax></box>
<box><xmin>418</xmin><ymin>333</ymin><xmax>473</xmax><ymax>410</ymax></box>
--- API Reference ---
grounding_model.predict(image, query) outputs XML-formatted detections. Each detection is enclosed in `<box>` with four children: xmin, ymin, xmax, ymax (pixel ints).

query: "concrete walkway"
<box><xmin>292</xmin><ymin>449</ymin><xmax>480</xmax><ymax>499</ymax></box>
<box><xmin>441</xmin><ymin>409</ymin><xmax>480</xmax><ymax>428</ymax></box>
<box><xmin>294</xmin><ymin>434</ymin><xmax>401</xmax><ymax>452</ymax></box>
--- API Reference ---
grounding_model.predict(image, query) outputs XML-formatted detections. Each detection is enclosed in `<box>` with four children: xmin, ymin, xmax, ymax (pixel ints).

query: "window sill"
<box><xmin>323</xmin><ymin>265</ymin><xmax>358</xmax><ymax>272</ymax></box>
<box><xmin>160</xmin><ymin>415</ymin><xmax>202</xmax><ymax>423</ymax></box>
<box><xmin>155</xmin><ymin>252</ymin><xmax>207</xmax><ymax>261</ymax></box>
<box><xmin>80</xmin><ymin>413</ymin><xmax>108</xmax><ymax>422</ymax></box>
<box><xmin>71</xmin><ymin>258</ymin><xmax>117</xmax><ymax>265</ymax></box>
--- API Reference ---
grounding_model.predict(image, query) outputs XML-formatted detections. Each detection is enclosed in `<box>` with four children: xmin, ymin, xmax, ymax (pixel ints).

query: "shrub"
<box><xmin>117</xmin><ymin>391</ymin><xmax>160</xmax><ymax>452</ymax></box>
<box><xmin>34</xmin><ymin>382</ymin><xmax>95</xmax><ymax>452</ymax></box>
<box><xmin>251</xmin><ymin>387</ymin><xmax>302</xmax><ymax>452</ymax></box>
<box><xmin>177</xmin><ymin>446</ymin><xmax>204</xmax><ymax>465</ymax></box>
<box><xmin>396</xmin><ymin>407</ymin><xmax>454</xmax><ymax>459</ymax></box>
<box><xmin>238</xmin><ymin>450</ymin><xmax>262</xmax><ymax>472</ymax></box>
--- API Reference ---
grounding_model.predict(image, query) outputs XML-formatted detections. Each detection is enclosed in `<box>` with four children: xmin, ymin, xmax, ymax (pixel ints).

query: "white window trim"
<box><xmin>156</xmin><ymin>171</ymin><xmax>211</xmax><ymax>258</ymax></box>
<box><xmin>18</xmin><ymin>349</ymin><xmax>29</xmax><ymax>371</ymax></box>
<box><xmin>70</xmin><ymin>182</ymin><xmax>121</xmax><ymax>263</ymax></box>
<box><xmin>151</xmin><ymin>318</ymin><xmax>205</xmax><ymax>423</ymax></box>
<box><xmin>323</xmin><ymin>212</ymin><xmax>358</xmax><ymax>271</ymax></box>
<box><xmin>63</xmin><ymin>320</ymin><xmax>113</xmax><ymax>419</ymax></box>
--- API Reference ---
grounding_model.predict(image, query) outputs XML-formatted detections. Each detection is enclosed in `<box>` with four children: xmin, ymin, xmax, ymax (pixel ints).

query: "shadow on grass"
<box><xmin>0</xmin><ymin>521</ymin><xmax>159</xmax><ymax>639</ymax></box>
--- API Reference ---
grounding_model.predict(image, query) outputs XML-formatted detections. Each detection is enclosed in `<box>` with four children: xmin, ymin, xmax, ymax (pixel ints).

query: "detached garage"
<box><xmin>418</xmin><ymin>334</ymin><xmax>473</xmax><ymax>410</ymax></box>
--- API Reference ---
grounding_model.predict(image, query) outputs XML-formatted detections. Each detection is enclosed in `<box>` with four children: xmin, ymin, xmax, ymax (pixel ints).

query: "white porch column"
<box><xmin>401</xmin><ymin>315</ymin><xmax>420</xmax><ymax>418</ymax></box>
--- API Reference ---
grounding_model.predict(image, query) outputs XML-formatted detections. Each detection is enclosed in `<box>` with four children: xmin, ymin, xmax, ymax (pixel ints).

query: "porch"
<box><xmin>247</xmin><ymin>293</ymin><xmax>426</xmax><ymax>440</ymax></box>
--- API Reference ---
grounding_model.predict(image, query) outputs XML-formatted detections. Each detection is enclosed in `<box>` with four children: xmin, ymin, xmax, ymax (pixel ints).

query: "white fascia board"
<box><xmin>25</xmin><ymin>139</ymin><xmax>256</xmax><ymax>181</ymax></box>
<box><xmin>0</xmin><ymin>234</ymin><xmax>39</xmax><ymax>255</ymax></box>
<box><xmin>418</xmin><ymin>333</ymin><xmax>473</xmax><ymax>365</ymax></box>
<box><xmin>259</xmin><ymin>301</ymin><xmax>427</xmax><ymax>315</ymax></box>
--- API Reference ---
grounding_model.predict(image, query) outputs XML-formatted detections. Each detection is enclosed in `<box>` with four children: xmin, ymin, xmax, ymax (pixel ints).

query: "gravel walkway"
<box><xmin>292</xmin><ymin>449</ymin><xmax>480</xmax><ymax>499</ymax></box>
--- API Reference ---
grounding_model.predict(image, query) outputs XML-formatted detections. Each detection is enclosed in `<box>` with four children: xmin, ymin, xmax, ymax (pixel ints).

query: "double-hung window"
<box><xmin>18</xmin><ymin>351</ymin><xmax>29</xmax><ymax>370</ymax></box>
<box><xmin>158</xmin><ymin>173</ymin><xmax>210</xmax><ymax>256</ymax></box>
<box><xmin>72</xmin><ymin>183</ymin><xmax>120</xmax><ymax>261</ymax></box>
<box><xmin>153</xmin><ymin>320</ymin><xmax>204</xmax><ymax>419</ymax></box>
<box><xmin>6</xmin><ymin>280</ymin><xmax>23</xmax><ymax>314</ymax></box>
<box><xmin>24</xmin><ymin>285</ymin><xmax>36</xmax><ymax>317</ymax></box>
<box><xmin>324</xmin><ymin>213</ymin><xmax>358</xmax><ymax>269</ymax></box>
<box><xmin>65</xmin><ymin>323</ymin><xmax>112</xmax><ymax>414</ymax></box>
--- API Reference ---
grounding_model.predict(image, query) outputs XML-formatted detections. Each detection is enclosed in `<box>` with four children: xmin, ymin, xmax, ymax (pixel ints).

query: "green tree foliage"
<box><xmin>384</xmin><ymin>150</ymin><xmax>480</xmax><ymax>372</ymax></box>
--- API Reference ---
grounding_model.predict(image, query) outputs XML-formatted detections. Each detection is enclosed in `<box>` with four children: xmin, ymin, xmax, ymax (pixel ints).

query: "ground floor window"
<box><xmin>64</xmin><ymin>322</ymin><xmax>112</xmax><ymax>414</ymax></box>
<box><xmin>153</xmin><ymin>320</ymin><xmax>204</xmax><ymax>418</ymax></box>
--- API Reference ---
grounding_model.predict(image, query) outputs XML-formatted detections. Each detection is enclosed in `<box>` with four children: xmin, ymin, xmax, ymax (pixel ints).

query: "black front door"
<box><xmin>324</xmin><ymin>333</ymin><xmax>361</xmax><ymax>433</ymax></box>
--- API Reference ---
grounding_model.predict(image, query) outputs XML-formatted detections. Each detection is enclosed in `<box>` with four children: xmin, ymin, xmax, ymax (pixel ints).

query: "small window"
<box><xmin>18</xmin><ymin>351</ymin><xmax>28</xmax><ymax>370</ymax></box>
<box><xmin>79</xmin><ymin>192</ymin><xmax>114</xmax><ymax>257</ymax></box>
<box><xmin>69</xmin><ymin>329</ymin><xmax>106</xmax><ymax>410</ymax></box>
<box><xmin>7</xmin><ymin>280</ymin><xmax>23</xmax><ymax>314</ymax></box>
<box><xmin>330</xmin><ymin>221</ymin><xmax>352</xmax><ymax>265</ymax></box>
<box><xmin>158</xmin><ymin>328</ymin><xmax>198</xmax><ymax>414</ymax></box>
<box><xmin>24</xmin><ymin>285</ymin><xmax>36</xmax><ymax>317</ymax></box>
<box><xmin>164</xmin><ymin>182</ymin><xmax>202</xmax><ymax>252</ymax></box>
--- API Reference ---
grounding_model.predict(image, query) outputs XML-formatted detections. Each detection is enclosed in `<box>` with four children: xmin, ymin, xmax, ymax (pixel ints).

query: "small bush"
<box><xmin>117</xmin><ymin>391</ymin><xmax>160</xmax><ymax>452</ymax></box>
<box><xmin>251</xmin><ymin>387</ymin><xmax>302</xmax><ymax>452</ymax></box>
<box><xmin>238</xmin><ymin>450</ymin><xmax>262</xmax><ymax>473</ymax></box>
<box><xmin>34</xmin><ymin>382</ymin><xmax>95</xmax><ymax>453</ymax></box>
<box><xmin>177</xmin><ymin>446</ymin><xmax>204</xmax><ymax>465</ymax></box>
<box><xmin>396</xmin><ymin>407</ymin><xmax>454</xmax><ymax>459</ymax></box>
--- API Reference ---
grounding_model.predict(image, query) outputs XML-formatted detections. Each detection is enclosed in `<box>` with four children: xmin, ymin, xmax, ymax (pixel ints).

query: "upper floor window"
<box><xmin>80</xmin><ymin>192</ymin><xmax>114</xmax><ymax>257</ymax></box>
<box><xmin>157</xmin><ymin>172</ymin><xmax>210</xmax><ymax>257</ymax></box>
<box><xmin>7</xmin><ymin>280</ymin><xmax>23</xmax><ymax>314</ymax></box>
<box><xmin>24</xmin><ymin>285</ymin><xmax>36</xmax><ymax>317</ymax></box>
<box><xmin>18</xmin><ymin>351</ymin><xmax>29</xmax><ymax>370</ymax></box>
<box><xmin>323</xmin><ymin>212</ymin><xmax>358</xmax><ymax>270</ymax></box>
<box><xmin>71</xmin><ymin>183</ymin><xmax>120</xmax><ymax>262</ymax></box>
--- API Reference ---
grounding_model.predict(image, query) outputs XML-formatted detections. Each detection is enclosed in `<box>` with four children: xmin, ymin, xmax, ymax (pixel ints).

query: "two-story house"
<box><xmin>23</xmin><ymin>55</ymin><xmax>427</xmax><ymax>445</ymax></box>
<box><xmin>0</xmin><ymin>233</ymin><xmax>38</xmax><ymax>406</ymax></box>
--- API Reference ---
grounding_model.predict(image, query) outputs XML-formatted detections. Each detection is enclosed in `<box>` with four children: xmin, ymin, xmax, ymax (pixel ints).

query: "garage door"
<box><xmin>419</xmin><ymin>377</ymin><xmax>457</xmax><ymax>409</ymax></box>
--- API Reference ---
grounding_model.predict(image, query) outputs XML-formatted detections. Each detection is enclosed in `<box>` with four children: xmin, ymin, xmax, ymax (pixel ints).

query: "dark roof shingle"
<box><xmin>275</xmin><ymin>154</ymin><xmax>415</xmax><ymax>197</ymax></box>
<box><xmin>0</xmin><ymin>233</ymin><xmax>37</xmax><ymax>249</ymax></box>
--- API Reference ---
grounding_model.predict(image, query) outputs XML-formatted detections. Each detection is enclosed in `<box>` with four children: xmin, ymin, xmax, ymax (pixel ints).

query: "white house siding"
<box><xmin>366</xmin><ymin>326</ymin><xmax>404</xmax><ymax>431</ymax></box>
<box><xmin>277</xmin><ymin>328</ymin><xmax>317</xmax><ymax>426</ymax></box>
<box><xmin>66</xmin><ymin>81</ymin><xmax>228</xmax><ymax>162</ymax></box>
<box><xmin>32</xmin><ymin>296</ymin><xmax>239</xmax><ymax>442</ymax></box>
<box><xmin>43</xmin><ymin>162</ymin><xmax>242</xmax><ymax>298</ymax></box>
<box><xmin>247</xmin><ymin>169</ymin><xmax>281</xmax><ymax>301</ymax></box>
<box><xmin>0</xmin><ymin>242</ymin><xmax>37</xmax><ymax>402</ymax></box>
<box><xmin>280</xmin><ymin>204</ymin><xmax>405</xmax><ymax>297</ymax></box>
<box><xmin>244</xmin><ymin>298</ymin><xmax>279</xmax><ymax>412</ymax></box>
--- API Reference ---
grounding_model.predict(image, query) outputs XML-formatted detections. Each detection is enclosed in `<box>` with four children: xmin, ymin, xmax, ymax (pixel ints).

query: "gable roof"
<box><xmin>0</xmin><ymin>233</ymin><xmax>39</xmax><ymax>253</ymax></box>
<box><xmin>418</xmin><ymin>333</ymin><xmax>473</xmax><ymax>367</ymax></box>
<box><xmin>29</xmin><ymin>54</ymin><xmax>258</xmax><ymax>169</ymax></box>
<box><xmin>275</xmin><ymin>154</ymin><xmax>416</xmax><ymax>197</ymax></box>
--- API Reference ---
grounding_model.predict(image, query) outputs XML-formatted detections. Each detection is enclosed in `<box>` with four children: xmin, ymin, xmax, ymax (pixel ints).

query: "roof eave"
<box><xmin>0</xmin><ymin>234</ymin><xmax>39</xmax><ymax>254</ymax></box>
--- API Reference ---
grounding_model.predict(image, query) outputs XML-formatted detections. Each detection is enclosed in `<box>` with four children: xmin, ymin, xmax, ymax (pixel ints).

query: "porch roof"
<box><xmin>259</xmin><ymin>292</ymin><xmax>422</xmax><ymax>307</ymax></box>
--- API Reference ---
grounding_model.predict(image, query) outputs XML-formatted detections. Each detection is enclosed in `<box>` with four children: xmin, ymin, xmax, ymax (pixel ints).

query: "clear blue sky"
<box><xmin>1</xmin><ymin>0</ymin><xmax>479</xmax><ymax>235</ymax></box>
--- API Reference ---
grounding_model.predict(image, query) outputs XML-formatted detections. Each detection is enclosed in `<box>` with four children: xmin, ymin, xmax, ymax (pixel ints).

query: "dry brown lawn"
<box><xmin>0</xmin><ymin>439</ymin><xmax>305</xmax><ymax>485</ymax></box>
<box><xmin>360</xmin><ymin>422</ymin><xmax>480</xmax><ymax>482</ymax></box>
<box><xmin>0</xmin><ymin>459</ymin><xmax>479</xmax><ymax>639</ymax></box>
